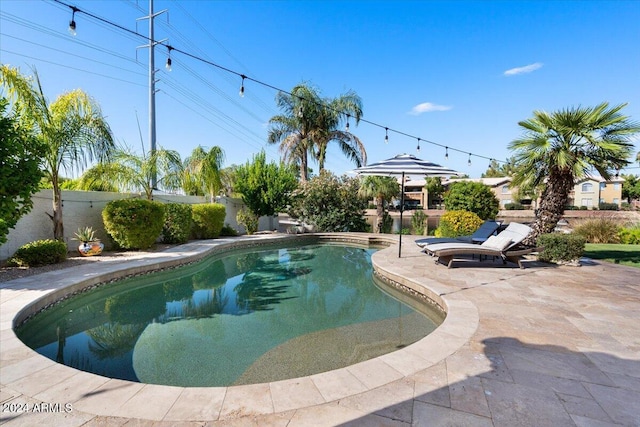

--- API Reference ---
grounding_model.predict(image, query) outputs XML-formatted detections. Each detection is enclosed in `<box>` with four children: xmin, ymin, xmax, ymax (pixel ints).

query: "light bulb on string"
<box><xmin>417</xmin><ymin>138</ymin><xmax>421</xmax><ymax>153</ymax></box>
<box><xmin>68</xmin><ymin>7</ymin><xmax>78</xmax><ymax>36</ymax></box>
<box><xmin>345</xmin><ymin>114</ymin><xmax>350</xmax><ymax>132</ymax></box>
<box><xmin>165</xmin><ymin>46</ymin><xmax>173</xmax><ymax>71</ymax></box>
<box><xmin>445</xmin><ymin>147</ymin><xmax>449</xmax><ymax>161</ymax></box>
<box><xmin>384</xmin><ymin>127</ymin><xmax>389</xmax><ymax>144</ymax></box>
<box><xmin>468</xmin><ymin>153</ymin><xmax>472</xmax><ymax>166</ymax></box>
<box><xmin>239</xmin><ymin>75</ymin><xmax>245</xmax><ymax>98</ymax></box>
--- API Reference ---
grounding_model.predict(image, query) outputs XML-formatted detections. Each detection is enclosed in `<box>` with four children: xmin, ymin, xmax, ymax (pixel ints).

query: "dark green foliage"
<box><xmin>102</xmin><ymin>199</ymin><xmax>165</xmax><ymax>249</ymax></box>
<box><xmin>234</xmin><ymin>151</ymin><xmax>298</xmax><ymax>217</ymax></box>
<box><xmin>8</xmin><ymin>239</ymin><xmax>67</xmax><ymax>267</ymax></box>
<box><xmin>435</xmin><ymin>210</ymin><xmax>483</xmax><ymax>238</ymax></box>
<box><xmin>537</xmin><ymin>233</ymin><xmax>585</xmax><ymax>263</ymax></box>
<box><xmin>162</xmin><ymin>203</ymin><xmax>192</xmax><ymax>244</ymax></box>
<box><xmin>598</xmin><ymin>202</ymin><xmax>619</xmax><ymax>211</ymax></box>
<box><xmin>381</xmin><ymin>212</ymin><xmax>393</xmax><ymax>234</ymax></box>
<box><xmin>288</xmin><ymin>171</ymin><xmax>368</xmax><ymax>232</ymax></box>
<box><xmin>236</xmin><ymin>208</ymin><xmax>258</xmax><ymax>235</ymax></box>
<box><xmin>573</xmin><ymin>219</ymin><xmax>621</xmax><ymax>243</ymax></box>
<box><xmin>191</xmin><ymin>203</ymin><xmax>226</xmax><ymax>239</ymax></box>
<box><xmin>219</xmin><ymin>224</ymin><xmax>239</xmax><ymax>236</ymax></box>
<box><xmin>0</xmin><ymin>99</ymin><xmax>44</xmax><ymax>244</ymax></box>
<box><xmin>444</xmin><ymin>181</ymin><xmax>499</xmax><ymax>219</ymax></box>
<box><xmin>504</xmin><ymin>202</ymin><xmax>525</xmax><ymax>210</ymax></box>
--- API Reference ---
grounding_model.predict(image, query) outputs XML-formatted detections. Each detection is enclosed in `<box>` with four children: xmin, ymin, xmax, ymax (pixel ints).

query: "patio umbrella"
<box><xmin>353</xmin><ymin>154</ymin><xmax>461</xmax><ymax>257</ymax></box>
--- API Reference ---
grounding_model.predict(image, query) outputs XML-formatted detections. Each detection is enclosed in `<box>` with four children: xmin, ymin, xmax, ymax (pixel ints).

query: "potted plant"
<box><xmin>73</xmin><ymin>226</ymin><xmax>104</xmax><ymax>256</ymax></box>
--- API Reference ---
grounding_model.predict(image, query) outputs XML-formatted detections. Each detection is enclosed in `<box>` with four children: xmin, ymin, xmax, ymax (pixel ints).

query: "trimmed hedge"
<box><xmin>537</xmin><ymin>233</ymin><xmax>585</xmax><ymax>263</ymax></box>
<box><xmin>102</xmin><ymin>199</ymin><xmax>165</xmax><ymax>249</ymax></box>
<box><xmin>162</xmin><ymin>203</ymin><xmax>193</xmax><ymax>244</ymax></box>
<box><xmin>8</xmin><ymin>239</ymin><xmax>67</xmax><ymax>267</ymax></box>
<box><xmin>435</xmin><ymin>210</ymin><xmax>483</xmax><ymax>238</ymax></box>
<box><xmin>504</xmin><ymin>202</ymin><xmax>525</xmax><ymax>210</ymax></box>
<box><xmin>191</xmin><ymin>203</ymin><xmax>226</xmax><ymax>239</ymax></box>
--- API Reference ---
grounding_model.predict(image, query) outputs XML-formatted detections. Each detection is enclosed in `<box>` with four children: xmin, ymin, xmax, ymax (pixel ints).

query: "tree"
<box><xmin>357</xmin><ymin>176</ymin><xmax>399</xmax><ymax>233</ymax></box>
<box><xmin>1</xmin><ymin>65</ymin><xmax>115</xmax><ymax>240</ymax></box>
<box><xmin>267</xmin><ymin>83</ymin><xmax>366</xmax><ymax>182</ymax></box>
<box><xmin>81</xmin><ymin>145</ymin><xmax>183</xmax><ymax>200</ymax></box>
<box><xmin>182</xmin><ymin>145</ymin><xmax>225</xmax><ymax>201</ymax></box>
<box><xmin>425</xmin><ymin>177</ymin><xmax>446</xmax><ymax>208</ymax></box>
<box><xmin>621</xmin><ymin>174</ymin><xmax>640</xmax><ymax>203</ymax></box>
<box><xmin>0</xmin><ymin>98</ymin><xmax>44</xmax><ymax>244</ymax></box>
<box><xmin>444</xmin><ymin>181</ymin><xmax>500</xmax><ymax>220</ymax></box>
<box><xmin>289</xmin><ymin>171</ymin><xmax>368</xmax><ymax>232</ymax></box>
<box><xmin>481</xmin><ymin>157</ymin><xmax>518</xmax><ymax>178</ymax></box>
<box><xmin>509</xmin><ymin>102</ymin><xmax>639</xmax><ymax>243</ymax></box>
<box><xmin>234</xmin><ymin>151</ymin><xmax>298</xmax><ymax>217</ymax></box>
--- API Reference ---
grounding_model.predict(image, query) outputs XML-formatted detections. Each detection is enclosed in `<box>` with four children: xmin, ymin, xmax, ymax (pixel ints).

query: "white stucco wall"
<box><xmin>1</xmin><ymin>190</ymin><xmax>272</xmax><ymax>260</ymax></box>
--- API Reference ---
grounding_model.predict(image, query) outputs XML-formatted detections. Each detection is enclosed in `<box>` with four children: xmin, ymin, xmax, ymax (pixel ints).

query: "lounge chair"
<box><xmin>415</xmin><ymin>220</ymin><xmax>501</xmax><ymax>248</ymax></box>
<box><xmin>424</xmin><ymin>222</ymin><xmax>538</xmax><ymax>269</ymax></box>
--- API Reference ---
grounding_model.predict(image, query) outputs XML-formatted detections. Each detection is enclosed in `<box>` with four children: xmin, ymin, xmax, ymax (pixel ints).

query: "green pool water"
<box><xmin>17</xmin><ymin>242</ymin><xmax>442</xmax><ymax>387</ymax></box>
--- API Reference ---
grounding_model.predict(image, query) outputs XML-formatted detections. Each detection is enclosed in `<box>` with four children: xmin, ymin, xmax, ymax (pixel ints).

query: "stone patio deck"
<box><xmin>1</xmin><ymin>234</ymin><xmax>638</xmax><ymax>426</ymax></box>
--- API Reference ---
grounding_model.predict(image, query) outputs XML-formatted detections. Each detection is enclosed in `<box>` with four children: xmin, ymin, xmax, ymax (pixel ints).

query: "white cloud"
<box><xmin>408</xmin><ymin>102</ymin><xmax>452</xmax><ymax>115</ymax></box>
<box><xmin>504</xmin><ymin>62</ymin><xmax>543</xmax><ymax>76</ymax></box>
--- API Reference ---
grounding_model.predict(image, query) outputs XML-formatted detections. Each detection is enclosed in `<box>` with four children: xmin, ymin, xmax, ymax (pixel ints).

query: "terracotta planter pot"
<box><xmin>78</xmin><ymin>241</ymin><xmax>104</xmax><ymax>256</ymax></box>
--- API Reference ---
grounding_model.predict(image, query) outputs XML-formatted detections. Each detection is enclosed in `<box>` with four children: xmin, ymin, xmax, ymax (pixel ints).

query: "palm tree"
<box><xmin>268</xmin><ymin>83</ymin><xmax>366</xmax><ymax>182</ymax></box>
<box><xmin>509</xmin><ymin>102</ymin><xmax>639</xmax><ymax>244</ymax></box>
<box><xmin>358</xmin><ymin>176</ymin><xmax>400</xmax><ymax>233</ymax></box>
<box><xmin>81</xmin><ymin>145</ymin><xmax>183</xmax><ymax>200</ymax></box>
<box><xmin>1</xmin><ymin>65</ymin><xmax>115</xmax><ymax>239</ymax></box>
<box><xmin>183</xmin><ymin>145</ymin><xmax>225</xmax><ymax>201</ymax></box>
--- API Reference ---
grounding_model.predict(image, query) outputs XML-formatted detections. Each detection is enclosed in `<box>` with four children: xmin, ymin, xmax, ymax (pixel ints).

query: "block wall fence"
<box><xmin>1</xmin><ymin>190</ymin><xmax>277</xmax><ymax>261</ymax></box>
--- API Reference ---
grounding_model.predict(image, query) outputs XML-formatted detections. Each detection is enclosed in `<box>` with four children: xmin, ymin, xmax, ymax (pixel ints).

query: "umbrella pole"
<box><xmin>399</xmin><ymin>171</ymin><xmax>405</xmax><ymax>258</ymax></box>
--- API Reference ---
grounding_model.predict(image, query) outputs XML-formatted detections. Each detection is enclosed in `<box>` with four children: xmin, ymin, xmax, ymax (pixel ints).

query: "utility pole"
<box><xmin>137</xmin><ymin>0</ymin><xmax>167</xmax><ymax>191</ymax></box>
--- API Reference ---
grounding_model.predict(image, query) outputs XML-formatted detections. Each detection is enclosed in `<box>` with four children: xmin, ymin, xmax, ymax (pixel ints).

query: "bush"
<box><xmin>102</xmin><ymin>199</ymin><xmax>165</xmax><ymax>249</ymax></box>
<box><xmin>444</xmin><ymin>181</ymin><xmax>499</xmax><ymax>219</ymax></box>
<box><xmin>504</xmin><ymin>202</ymin><xmax>524</xmax><ymax>210</ymax></box>
<box><xmin>191</xmin><ymin>203</ymin><xmax>226</xmax><ymax>239</ymax></box>
<box><xmin>162</xmin><ymin>203</ymin><xmax>192</xmax><ymax>244</ymax></box>
<box><xmin>381</xmin><ymin>212</ymin><xmax>393</xmax><ymax>234</ymax></box>
<box><xmin>8</xmin><ymin>239</ymin><xmax>67</xmax><ymax>267</ymax></box>
<box><xmin>220</xmin><ymin>224</ymin><xmax>239</xmax><ymax>236</ymax></box>
<box><xmin>572</xmin><ymin>218</ymin><xmax>622</xmax><ymax>244</ymax></box>
<box><xmin>411</xmin><ymin>210</ymin><xmax>428</xmax><ymax>235</ymax></box>
<box><xmin>435</xmin><ymin>210</ymin><xmax>483</xmax><ymax>238</ymax></box>
<box><xmin>579</xmin><ymin>206</ymin><xmax>589</xmax><ymax>210</ymax></box>
<box><xmin>619</xmin><ymin>224</ymin><xmax>640</xmax><ymax>244</ymax></box>
<box><xmin>236</xmin><ymin>208</ymin><xmax>258</xmax><ymax>235</ymax></box>
<box><xmin>598</xmin><ymin>202</ymin><xmax>619</xmax><ymax>211</ymax></box>
<box><xmin>537</xmin><ymin>233</ymin><xmax>585</xmax><ymax>263</ymax></box>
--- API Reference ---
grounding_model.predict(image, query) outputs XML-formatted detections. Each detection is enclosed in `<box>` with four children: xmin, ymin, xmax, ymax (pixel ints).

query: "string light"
<box><xmin>239</xmin><ymin>74</ymin><xmax>245</xmax><ymax>97</ymax></box>
<box><xmin>384</xmin><ymin>127</ymin><xmax>389</xmax><ymax>144</ymax></box>
<box><xmin>345</xmin><ymin>114</ymin><xmax>350</xmax><ymax>132</ymax></box>
<box><xmin>468</xmin><ymin>153</ymin><xmax>472</xmax><ymax>166</ymax></box>
<box><xmin>445</xmin><ymin>147</ymin><xmax>449</xmax><ymax>160</ymax></box>
<box><xmin>165</xmin><ymin>46</ymin><xmax>173</xmax><ymax>71</ymax></box>
<box><xmin>68</xmin><ymin>6</ymin><xmax>78</xmax><ymax>36</ymax></box>
<box><xmin>417</xmin><ymin>138</ymin><xmax>421</xmax><ymax>153</ymax></box>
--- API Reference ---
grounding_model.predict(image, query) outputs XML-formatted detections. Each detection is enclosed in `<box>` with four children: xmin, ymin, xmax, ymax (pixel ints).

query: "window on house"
<box><xmin>581</xmin><ymin>198</ymin><xmax>592</xmax><ymax>207</ymax></box>
<box><xmin>613</xmin><ymin>198</ymin><xmax>619</xmax><ymax>204</ymax></box>
<box><xmin>614</xmin><ymin>183</ymin><xmax>621</xmax><ymax>190</ymax></box>
<box><xmin>502</xmin><ymin>199</ymin><xmax>511</xmax><ymax>206</ymax></box>
<box><xmin>581</xmin><ymin>183</ymin><xmax>593</xmax><ymax>192</ymax></box>
<box><xmin>600</xmin><ymin>182</ymin><xmax>606</xmax><ymax>190</ymax></box>
<box><xmin>600</xmin><ymin>198</ymin><xmax>605</xmax><ymax>204</ymax></box>
<box><xmin>501</xmin><ymin>185</ymin><xmax>509</xmax><ymax>194</ymax></box>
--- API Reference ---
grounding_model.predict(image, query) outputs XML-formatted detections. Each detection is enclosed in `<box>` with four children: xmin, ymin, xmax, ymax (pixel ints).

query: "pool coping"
<box><xmin>0</xmin><ymin>233</ymin><xmax>478</xmax><ymax>422</ymax></box>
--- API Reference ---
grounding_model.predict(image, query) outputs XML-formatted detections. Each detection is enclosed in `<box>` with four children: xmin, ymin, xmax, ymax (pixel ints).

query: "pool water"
<box><xmin>17</xmin><ymin>243</ymin><xmax>442</xmax><ymax>387</ymax></box>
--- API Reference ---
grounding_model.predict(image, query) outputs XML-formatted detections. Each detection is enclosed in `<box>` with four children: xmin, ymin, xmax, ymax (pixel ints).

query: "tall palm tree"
<box><xmin>81</xmin><ymin>145</ymin><xmax>183</xmax><ymax>200</ymax></box>
<box><xmin>1</xmin><ymin>65</ymin><xmax>115</xmax><ymax>240</ymax></box>
<box><xmin>183</xmin><ymin>145</ymin><xmax>225</xmax><ymax>201</ymax></box>
<box><xmin>358</xmin><ymin>176</ymin><xmax>400</xmax><ymax>233</ymax></box>
<box><xmin>268</xmin><ymin>83</ymin><xmax>366</xmax><ymax>182</ymax></box>
<box><xmin>509</xmin><ymin>102</ymin><xmax>639</xmax><ymax>244</ymax></box>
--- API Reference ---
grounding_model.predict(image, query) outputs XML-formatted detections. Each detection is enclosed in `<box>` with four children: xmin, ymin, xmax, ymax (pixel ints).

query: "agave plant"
<box><xmin>73</xmin><ymin>226</ymin><xmax>98</xmax><ymax>243</ymax></box>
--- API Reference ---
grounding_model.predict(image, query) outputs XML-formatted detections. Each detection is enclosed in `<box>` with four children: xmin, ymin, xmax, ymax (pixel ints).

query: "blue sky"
<box><xmin>1</xmin><ymin>0</ymin><xmax>639</xmax><ymax>179</ymax></box>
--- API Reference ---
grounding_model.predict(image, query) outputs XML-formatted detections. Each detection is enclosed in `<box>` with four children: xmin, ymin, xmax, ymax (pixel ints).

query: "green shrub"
<box><xmin>619</xmin><ymin>224</ymin><xmax>640</xmax><ymax>244</ymax></box>
<box><xmin>504</xmin><ymin>202</ymin><xmax>524</xmax><ymax>210</ymax></box>
<box><xmin>537</xmin><ymin>233</ymin><xmax>585</xmax><ymax>263</ymax></box>
<box><xmin>220</xmin><ymin>224</ymin><xmax>239</xmax><ymax>236</ymax></box>
<box><xmin>411</xmin><ymin>210</ymin><xmax>428</xmax><ymax>235</ymax></box>
<box><xmin>444</xmin><ymin>181</ymin><xmax>499</xmax><ymax>219</ymax></box>
<box><xmin>236</xmin><ymin>208</ymin><xmax>258</xmax><ymax>235</ymax></box>
<box><xmin>598</xmin><ymin>202</ymin><xmax>619</xmax><ymax>211</ymax></box>
<box><xmin>435</xmin><ymin>210</ymin><xmax>483</xmax><ymax>238</ymax></box>
<box><xmin>579</xmin><ymin>206</ymin><xmax>589</xmax><ymax>210</ymax></box>
<box><xmin>102</xmin><ymin>199</ymin><xmax>165</xmax><ymax>249</ymax></box>
<box><xmin>572</xmin><ymin>218</ymin><xmax>621</xmax><ymax>243</ymax></box>
<box><xmin>162</xmin><ymin>203</ymin><xmax>192</xmax><ymax>244</ymax></box>
<box><xmin>8</xmin><ymin>239</ymin><xmax>67</xmax><ymax>267</ymax></box>
<box><xmin>191</xmin><ymin>203</ymin><xmax>226</xmax><ymax>239</ymax></box>
<box><xmin>564</xmin><ymin>205</ymin><xmax>578</xmax><ymax>211</ymax></box>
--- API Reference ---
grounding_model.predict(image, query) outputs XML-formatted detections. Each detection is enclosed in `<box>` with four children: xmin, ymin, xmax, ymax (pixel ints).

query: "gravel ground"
<box><xmin>0</xmin><ymin>244</ymin><xmax>176</xmax><ymax>283</ymax></box>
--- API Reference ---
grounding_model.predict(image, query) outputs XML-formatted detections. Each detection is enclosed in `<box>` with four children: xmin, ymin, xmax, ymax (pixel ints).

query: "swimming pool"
<box><xmin>16</xmin><ymin>241</ymin><xmax>443</xmax><ymax>387</ymax></box>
